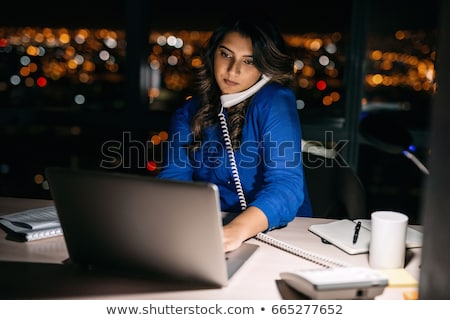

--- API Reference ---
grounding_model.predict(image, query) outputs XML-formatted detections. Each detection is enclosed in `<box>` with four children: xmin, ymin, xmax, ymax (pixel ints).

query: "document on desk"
<box><xmin>308</xmin><ymin>219</ymin><xmax>423</xmax><ymax>255</ymax></box>
<box><xmin>0</xmin><ymin>206</ymin><xmax>62</xmax><ymax>241</ymax></box>
<box><xmin>378</xmin><ymin>268</ymin><xmax>418</xmax><ymax>287</ymax></box>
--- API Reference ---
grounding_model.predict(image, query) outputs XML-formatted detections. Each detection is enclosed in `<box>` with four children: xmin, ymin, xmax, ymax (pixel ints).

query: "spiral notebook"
<box><xmin>0</xmin><ymin>206</ymin><xmax>62</xmax><ymax>241</ymax></box>
<box><xmin>255</xmin><ymin>232</ymin><xmax>350</xmax><ymax>268</ymax></box>
<box><xmin>308</xmin><ymin>219</ymin><xmax>423</xmax><ymax>255</ymax></box>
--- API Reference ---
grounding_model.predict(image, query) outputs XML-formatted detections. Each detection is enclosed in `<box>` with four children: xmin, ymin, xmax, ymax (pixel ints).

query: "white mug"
<box><xmin>369</xmin><ymin>210</ymin><xmax>408</xmax><ymax>269</ymax></box>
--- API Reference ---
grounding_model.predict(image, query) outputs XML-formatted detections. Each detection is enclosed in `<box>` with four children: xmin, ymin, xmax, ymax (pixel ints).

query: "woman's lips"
<box><xmin>224</xmin><ymin>79</ymin><xmax>238</xmax><ymax>86</ymax></box>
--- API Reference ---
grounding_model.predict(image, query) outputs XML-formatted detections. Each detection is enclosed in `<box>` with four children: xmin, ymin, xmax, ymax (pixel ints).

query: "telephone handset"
<box><xmin>220</xmin><ymin>74</ymin><xmax>271</xmax><ymax>109</ymax></box>
<box><xmin>218</xmin><ymin>74</ymin><xmax>271</xmax><ymax>211</ymax></box>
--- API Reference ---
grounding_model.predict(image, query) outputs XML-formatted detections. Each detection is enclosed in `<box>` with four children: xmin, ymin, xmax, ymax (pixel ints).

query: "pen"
<box><xmin>353</xmin><ymin>221</ymin><xmax>361</xmax><ymax>244</ymax></box>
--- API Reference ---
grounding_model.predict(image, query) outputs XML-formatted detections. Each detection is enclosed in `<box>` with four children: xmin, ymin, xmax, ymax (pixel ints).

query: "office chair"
<box><xmin>301</xmin><ymin>141</ymin><xmax>368</xmax><ymax>220</ymax></box>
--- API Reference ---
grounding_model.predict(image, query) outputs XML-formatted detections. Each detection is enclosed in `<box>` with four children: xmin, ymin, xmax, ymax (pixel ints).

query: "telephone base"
<box><xmin>280</xmin><ymin>267</ymin><xmax>388</xmax><ymax>300</ymax></box>
<box><xmin>281</xmin><ymin>284</ymin><xmax>387</xmax><ymax>300</ymax></box>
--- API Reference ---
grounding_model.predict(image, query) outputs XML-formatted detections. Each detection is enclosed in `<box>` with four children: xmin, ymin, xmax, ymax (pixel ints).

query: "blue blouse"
<box><xmin>158</xmin><ymin>83</ymin><xmax>312</xmax><ymax>230</ymax></box>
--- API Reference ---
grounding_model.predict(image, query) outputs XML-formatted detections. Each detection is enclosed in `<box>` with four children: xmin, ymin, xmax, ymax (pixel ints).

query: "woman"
<box><xmin>158</xmin><ymin>12</ymin><xmax>312</xmax><ymax>252</ymax></box>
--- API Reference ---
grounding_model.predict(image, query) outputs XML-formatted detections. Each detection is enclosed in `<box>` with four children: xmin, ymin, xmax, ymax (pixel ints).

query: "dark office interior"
<box><xmin>1</xmin><ymin>0</ymin><xmax>449</xmax><ymax>299</ymax></box>
<box><xmin>0</xmin><ymin>0</ymin><xmax>438</xmax><ymax>223</ymax></box>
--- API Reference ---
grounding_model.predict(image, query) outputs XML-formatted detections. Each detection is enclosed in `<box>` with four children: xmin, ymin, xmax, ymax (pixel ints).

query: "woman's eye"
<box><xmin>220</xmin><ymin>51</ymin><xmax>231</xmax><ymax>58</ymax></box>
<box><xmin>244</xmin><ymin>59</ymin><xmax>254</xmax><ymax>65</ymax></box>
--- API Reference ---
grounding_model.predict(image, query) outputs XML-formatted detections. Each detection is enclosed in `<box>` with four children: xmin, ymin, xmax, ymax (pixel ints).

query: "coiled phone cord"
<box><xmin>218</xmin><ymin>109</ymin><xmax>248</xmax><ymax>211</ymax></box>
<box><xmin>218</xmin><ymin>74</ymin><xmax>271</xmax><ymax>212</ymax></box>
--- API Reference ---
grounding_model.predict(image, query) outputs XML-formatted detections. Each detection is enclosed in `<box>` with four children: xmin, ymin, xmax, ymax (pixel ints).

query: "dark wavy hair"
<box><xmin>189</xmin><ymin>12</ymin><xmax>294</xmax><ymax>152</ymax></box>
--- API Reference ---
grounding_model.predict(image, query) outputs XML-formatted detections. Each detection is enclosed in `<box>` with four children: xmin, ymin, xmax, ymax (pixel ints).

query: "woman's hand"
<box><xmin>222</xmin><ymin>206</ymin><xmax>268</xmax><ymax>252</ymax></box>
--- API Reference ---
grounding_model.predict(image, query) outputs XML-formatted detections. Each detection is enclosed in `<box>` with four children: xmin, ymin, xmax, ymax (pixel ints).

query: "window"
<box><xmin>358</xmin><ymin>0</ymin><xmax>438</xmax><ymax>223</ymax></box>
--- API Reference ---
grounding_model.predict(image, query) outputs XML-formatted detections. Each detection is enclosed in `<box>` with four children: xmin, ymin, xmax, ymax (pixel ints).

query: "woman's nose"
<box><xmin>227</xmin><ymin>60</ymin><xmax>240</xmax><ymax>75</ymax></box>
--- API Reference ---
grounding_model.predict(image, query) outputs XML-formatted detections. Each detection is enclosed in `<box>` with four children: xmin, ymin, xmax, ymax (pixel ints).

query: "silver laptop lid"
<box><xmin>45</xmin><ymin>167</ymin><xmax>231</xmax><ymax>287</ymax></box>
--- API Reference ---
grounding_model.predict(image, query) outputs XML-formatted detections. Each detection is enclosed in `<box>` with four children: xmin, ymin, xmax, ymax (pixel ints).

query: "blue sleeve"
<box><xmin>246</xmin><ymin>85</ymin><xmax>311</xmax><ymax>229</ymax></box>
<box><xmin>157</xmin><ymin>99</ymin><xmax>196</xmax><ymax>181</ymax></box>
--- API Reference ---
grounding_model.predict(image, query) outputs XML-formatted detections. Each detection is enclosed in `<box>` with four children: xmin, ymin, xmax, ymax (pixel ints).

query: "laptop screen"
<box><xmin>45</xmin><ymin>167</ymin><xmax>257</xmax><ymax>287</ymax></box>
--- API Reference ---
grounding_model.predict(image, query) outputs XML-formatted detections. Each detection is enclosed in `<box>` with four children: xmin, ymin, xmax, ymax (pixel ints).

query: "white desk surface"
<box><xmin>0</xmin><ymin>196</ymin><xmax>421</xmax><ymax>300</ymax></box>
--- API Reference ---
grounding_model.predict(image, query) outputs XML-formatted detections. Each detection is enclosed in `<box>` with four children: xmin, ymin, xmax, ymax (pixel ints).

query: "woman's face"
<box><xmin>214</xmin><ymin>31</ymin><xmax>262</xmax><ymax>95</ymax></box>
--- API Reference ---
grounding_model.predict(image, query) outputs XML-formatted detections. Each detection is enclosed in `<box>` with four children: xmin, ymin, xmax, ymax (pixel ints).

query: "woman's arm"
<box><xmin>222</xmin><ymin>206</ymin><xmax>268</xmax><ymax>252</ymax></box>
<box><xmin>157</xmin><ymin>100</ymin><xmax>197</xmax><ymax>181</ymax></box>
<box><xmin>223</xmin><ymin>85</ymin><xmax>309</xmax><ymax>251</ymax></box>
<box><xmin>244</xmin><ymin>85</ymin><xmax>308</xmax><ymax>228</ymax></box>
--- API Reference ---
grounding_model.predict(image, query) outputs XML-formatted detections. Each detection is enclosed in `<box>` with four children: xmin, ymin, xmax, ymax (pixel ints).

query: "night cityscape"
<box><xmin>0</xmin><ymin>0</ymin><xmax>439</xmax><ymax>224</ymax></box>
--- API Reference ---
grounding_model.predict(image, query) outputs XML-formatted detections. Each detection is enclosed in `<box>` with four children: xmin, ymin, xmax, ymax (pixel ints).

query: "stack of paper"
<box><xmin>0</xmin><ymin>206</ymin><xmax>62</xmax><ymax>241</ymax></box>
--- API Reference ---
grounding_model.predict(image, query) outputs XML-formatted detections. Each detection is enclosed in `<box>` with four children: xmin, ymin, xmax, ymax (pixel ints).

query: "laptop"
<box><xmin>45</xmin><ymin>166</ymin><xmax>258</xmax><ymax>288</ymax></box>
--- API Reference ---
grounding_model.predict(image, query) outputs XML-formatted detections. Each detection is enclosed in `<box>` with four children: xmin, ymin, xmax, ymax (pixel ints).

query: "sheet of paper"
<box><xmin>378</xmin><ymin>268</ymin><xmax>418</xmax><ymax>287</ymax></box>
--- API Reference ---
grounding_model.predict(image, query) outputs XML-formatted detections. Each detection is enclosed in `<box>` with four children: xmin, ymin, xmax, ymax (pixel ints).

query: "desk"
<box><xmin>0</xmin><ymin>196</ymin><xmax>421</xmax><ymax>300</ymax></box>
